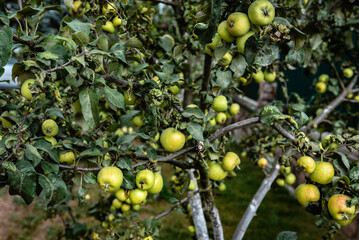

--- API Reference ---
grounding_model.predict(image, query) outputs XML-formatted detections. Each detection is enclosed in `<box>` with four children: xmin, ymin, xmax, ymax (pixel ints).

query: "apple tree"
<box><xmin>0</xmin><ymin>0</ymin><xmax>359</xmax><ymax>239</ymax></box>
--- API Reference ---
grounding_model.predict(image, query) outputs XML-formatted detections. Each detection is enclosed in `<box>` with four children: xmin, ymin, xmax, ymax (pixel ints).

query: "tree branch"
<box><xmin>309</xmin><ymin>73</ymin><xmax>358</xmax><ymax>127</ymax></box>
<box><xmin>232</xmin><ymin>147</ymin><xmax>293</xmax><ymax>240</ymax></box>
<box><xmin>272</xmin><ymin>122</ymin><xmax>296</xmax><ymax>141</ymax></box>
<box><xmin>208</xmin><ymin>117</ymin><xmax>260</xmax><ymax>142</ymax></box>
<box><xmin>12</xmin><ymin>34</ymin><xmax>34</xmax><ymax>49</ymax></box>
<box><xmin>329</xmin><ymin>62</ymin><xmax>345</xmax><ymax>89</ymax></box>
<box><xmin>150</xmin><ymin>0</ymin><xmax>179</xmax><ymax>6</ymax></box>
<box><xmin>103</xmin><ymin>74</ymin><xmax>142</xmax><ymax>88</ymax></box>
<box><xmin>200</xmin><ymin>54</ymin><xmax>213</xmax><ymax>111</ymax></box>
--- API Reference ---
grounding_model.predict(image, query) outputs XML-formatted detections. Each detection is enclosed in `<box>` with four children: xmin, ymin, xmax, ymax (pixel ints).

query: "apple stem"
<box><xmin>229</xmin><ymin>22</ymin><xmax>234</xmax><ymax>28</ymax></box>
<box><xmin>263</xmin><ymin>9</ymin><xmax>269</xmax><ymax>17</ymax></box>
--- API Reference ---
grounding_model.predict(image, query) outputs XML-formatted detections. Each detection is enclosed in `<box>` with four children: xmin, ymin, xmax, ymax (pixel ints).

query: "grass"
<box><xmin>144</xmin><ymin>159</ymin><xmax>347</xmax><ymax>240</ymax></box>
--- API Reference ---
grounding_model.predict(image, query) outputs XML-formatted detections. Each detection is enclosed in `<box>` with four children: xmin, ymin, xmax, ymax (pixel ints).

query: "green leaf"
<box><xmin>276</xmin><ymin>231</ymin><xmax>297</xmax><ymax>240</ymax></box>
<box><xmin>146</xmin><ymin>148</ymin><xmax>157</xmax><ymax>161</ymax></box>
<box><xmin>38</xmin><ymin>173</ymin><xmax>67</xmax><ymax>207</ymax></box>
<box><xmin>65</xmin><ymin>19</ymin><xmax>91</xmax><ymax>35</ymax></box>
<box><xmin>259</xmin><ymin>105</ymin><xmax>297</xmax><ymax>128</ymax></box>
<box><xmin>16</xmin><ymin>5</ymin><xmax>40</xmax><ymax>19</ymax></box>
<box><xmin>125</xmin><ymin>37</ymin><xmax>144</xmax><ymax>51</ymax></box>
<box><xmin>116</xmin><ymin>157</ymin><xmax>132</xmax><ymax>170</ymax></box>
<box><xmin>97</xmin><ymin>35</ymin><xmax>109</xmax><ymax>51</ymax></box>
<box><xmin>40</xmin><ymin>161</ymin><xmax>59</xmax><ymax>174</ymax></box>
<box><xmin>34</xmin><ymin>140</ymin><xmax>60</xmax><ymax>163</ymax></box>
<box><xmin>72</xmin><ymin>32</ymin><xmax>90</xmax><ymax>46</ymax></box>
<box><xmin>230</xmin><ymin>55</ymin><xmax>246</xmax><ymax>78</ymax></box>
<box><xmin>182</xmin><ymin>107</ymin><xmax>205</xmax><ymax>119</ymax></box>
<box><xmin>45</xmin><ymin>108</ymin><xmax>66</xmax><ymax>121</ymax></box>
<box><xmin>335</xmin><ymin>152</ymin><xmax>350</xmax><ymax>170</ymax></box>
<box><xmin>64</xmin><ymin>0</ymin><xmax>74</xmax><ymax>9</ymax></box>
<box><xmin>215</xmin><ymin>70</ymin><xmax>232</xmax><ymax>89</ymax></box>
<box><xmin>79</xmin><ymin>88</ymin><xmax>99</xmax><ymax>130</ymax></box>
<box><xmin>0</xmin><ymin>25</ymin><xmax>13</xmax><ymax>77</ymax></box>
<box><xmin>84</xmin><ymin>172</ymin><xmax>97</xmax><ymax>184</ymax></box>
<box><xmin>159</xmin><ymin>36</ymin><xmax>173</xmax><ymax>52</ymax></box>
<box><xmin>196</xmin><ymin>0</ymin><xmax>222</xmax><ymax>45</ymax></box>
<box><xmin>349</xmin><ymin>166</ymin><xmax>359</xmax><ymax>182</ymax></box>
<box><xmin>186</xmin><ymin>122</ymin><xmax>204</xmax><ymax>141</ymax></box>
<box><xmin>25</xmin><ymin>144</ymin><xmax>42</xmax><ymax>167</ymax></box>
<box><xmin>7</xmin><ymin>160</ymin><xmax>37</xmax><ymax>205</ymax></box>
<box><xmin>104</xmin><ymin>86</ymin><xmax>125</xmax><ymax>109</ymax></box>
<box><xmin>245</xmin><ymin>38</ymin><xmax>279</xmax><ymax>67</ymax></box>
<box><xmin>117</xmin><ymin>133</ymin><xmax>151</xmax><ymax>145</ymax></box>
<box><xmin>81</xmin><ymin>148</ymin><xmax>103</xmax><ymax>157</ymax></box>
<box><xmin>121</xmin><ymin>170</ymin><xmax>135</xmax><ymax>189</ymax></box>
<box><xmin>38</xmin><ymin>51</ymin><xmax>60</xmax><ymax>60</ymax></box>
<box><xmin>173</xmin><ymin>44</ymin><xmax>185</xmax><ymax>62</ymax></box>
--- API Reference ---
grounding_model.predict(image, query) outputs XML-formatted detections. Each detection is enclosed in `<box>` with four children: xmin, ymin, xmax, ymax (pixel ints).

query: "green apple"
<box><xmin>132</xmin><ymin>115</ymin><xmax>144</xmax><ymax>127</ymax></box>
<box><xmin>276</xmin><ymin>178</ymin><xmax>285</xmax><ymax>186</ymax></box>
<box><xmin>121</xmin><ymin>203</ymin><xmax>131</xmax><ymax>213</ymax></box>
<box><xmin>208</xmin><ymin>163</ymin><xmax>227</xmax><ymax>181</ymax></box>
<box><xmin>227</xmin><ymin>12</ymin><xmax>251</xmax><ymax>37</ymax></box>
<box><xmin>310</xmin><ymin>161</ymin><xmax>334</xmax><ymax>184</ymax></box>
<box><xmin>129</xmin><ymin>189</ymin><xmax>148</xmax><ymax>204</ymax></box>
<box><xmin>252</xmin><ymin>70</ymin><xmax>264</xmax><ymax>83</ymax></box>
<box><xmin>321</xmin><ymin>134</ymin><xmax>339</xmax><ymax>150</ymax></box>
<box><xmin>60</xmin><ymin>151</ymin><xmax>75</xmax><ymax>164</ymax></box>
<box><xmin>237</xmin><ymin>77</ymin><xmax>248</xmax><ymax>85</ymax></box>
<box><xmin>212</xmin><ymin>95</ymin><xmax>228</xmax><ymax>112</ymax></box>
<box><xmin>257</xmin><ymin>157</ymin><xmax>268</xmax><ymax>168</ymax></box>
<box><xmin>218</xmin><ymin>182</ymin><xmax>226</xmax><ymax>191</ymax></box>
<box><xmin>21</xmin><ymin>79</ymin><xmax>36</xmax><ymax>100</ymax></box>
<box><xmin>236</xmin><ymin>31</ymin><xmax>255</xmax><ymax>54</ymax></box>
<box><xmin>168</xmin><ymin>85</ymin><xmax>181</xmax><ymax>95</ymax></box>
<box><xmin>280</xmin><ymin>166</ymin><xmax>291</xmax><ymax>175</ymax></box>
<box><xmin>218</xmin><ymin>52</ymin><xmax>233</xmax><ymax>66</ymax></box>
<box><xmin>343</xmin><ymin>68</ymin><xmax>354</xmax><ymax>78</ymax></box>
<box><xmin>97</xmin><ymin>166</ymin><xmax>123</xmax><ymax>192</ymax></box>
<box><xmin>264</xmin><ymin>70</ymin><xmax>276</xmax><ymax>82</ymax></box>
<box><xmin>295</xmin><ymin>184</ymin><xmax>320</xmax><ymax>206</ymax></box>
<box><xmin>328</xmin><ymin>194</ymin><xmax>356</xmax><ymax>225</ymax></box>
<box><xmin>148</xmin><ymin>172</ymin><xmax>164</xmax><ymax>194</ymax></box>
<box><xmin>248</xmin><ymin>0</ymin><xmax>275</xmax><ymax>26</ymax></box>
<box><xmin>187</xmin><ymin>180</ymin><xmax>196</xmax><ymax>191</ymax></box>
<box><xmin>285</xmin><ymin>173</ymin><xmax>296</xmax><ymax>185</ymax></box>
<box><xmin>112</xmin><ymin>16</ymin><xmax>122</xmax><ymax>27</ymax></box>
<box><xmin>229</xmin><ymin>103</ymin><xmax>240</xmax><ymax>115</ymax></box>
<box><xmin>318</xmin><ymin>74</ymin><xmax>329</xmax><ymax>83</ymax></box>
<box><xmin>132</xmin><ymin>204</ymin><xmax>141</xmax><ymax>211</ymax></box>
<box><xmin>297</xmin><ymin>156</ymin><xmax>316</xmax><ymax>173</ymax></box>
<box><xmin>160</xmin><ymin>127</ymin><xmax>185</xmax><ymax>152</ymax></box>
<box><xmin>112</xmin><ymin>198</ymin><xmax>122</xmax><ymax>209</ymax></box>
<box><xmin>115</xmin><ymin>188</ymin><xmax>128</xmax><ymax>201</ymax></box>
<box><xmin>102</xmin><ymin>21</ymin><xmax>115</xmax><ymax>33</ymax></box>
<box><xmin>222</xmin><ymin>152</ymin><xmax>240</xmax><ymax>171</ymax></box>
<box><xmin>216</xmin><ymin>112</ymin><xmax>227</xmax><ymax>124</ymax></box>
<box><xmin>316</xmin><ymin>82</ymin><xmax>327</xmax><ymax>94</ymax></box>
<box><xmin>209</xmin><ymin>117</ymin><xmax>216</xmax><ymax>126</ymax></box>
<box><xmin>217</xmin><ymin>21</ymin><xmax>235</xmax><ymax>43</ymax></box>
<box><xmin>136</xmin><ymin>169</ymin><xmax>155</xmax><ymax>190</ymax></box>
<box><xmin>42</xmin><ymin>119</ymin><xmax>59</xmax><ymax>137</ymax></box>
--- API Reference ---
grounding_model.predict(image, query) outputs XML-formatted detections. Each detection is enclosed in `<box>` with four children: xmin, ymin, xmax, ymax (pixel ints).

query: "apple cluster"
<box><xmin>97</xmin><ymin>166</ymin><xmax>164</xmax><ymax>216</ymax></box>
<box><xmin>208</xmin><ymin>95</ymin><xmax>241</xmax><ymax>126</ymax></box>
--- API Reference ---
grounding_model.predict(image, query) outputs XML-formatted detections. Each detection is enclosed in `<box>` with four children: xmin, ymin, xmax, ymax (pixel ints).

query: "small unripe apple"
<box><xmin>295</xmin><ymin>184</ymin><xmax>320</xmax><ymax>206</ymax></box>
<box><xmin>226</xmin><ymin>12</ymin><xmax>251</xmax><ymax>37</ymax></box>
<box><xmin>229</xmin><ymin>103</ymin><xmax>240</xmax><ymax>115</ymax></box>
<box><xmin>316</xmin><ymin>82</ymin><xmax>327</xmax><ymax>94</ymax></box>
<box><xmin>208</xmin><ymin>163</ymin><xmax>227</xmax><ymax>181</ymax></box>
<box><xmin>257</xmin><ymin>157</ymin><xmax>268</xmax><ymax>168</ymax></box>
<box><xmin>343</xmin><ymin>68</ymin><xmax>354</xmax><ymax>78</ymax></box>
<box><xmin>102</xmin><ymin>21</ymin><xmax>115</xmax><ymax>33</ymax></box>
<box><xmin>285</xmin><ymin>173</ymin><xmax>296</xmax><ymax>185</ymax></box>
<box><xmin>328</xmin><ymin>194</ymin><xmax>356</xmax><ymax>226</ymax></box>
<box><xmin>297</xmin><ymin>156</ymin><xmax>316</xmax><ymax>173</ymax></box>
<box><xmin>252</xmin><ymin>70</ymin><xmax>264</xmax><ymax>83</ymax></box>
<box><xmin>216</xmin><ymin>112</ymin><xmax>227</xmax><ymax>124</ymax></box>
<box><xmin>318</xmin><ymin>74</ymin><xmax>329</xmax><ymax>83</ymax></box>
<box><xmin>217</xmin><ymin>21</ymin><xmax>234</xmax><ymax>43</ymax></box>
<box><xmin>212</xmin><ymin>95</ymin><xmax>228</xmax><ymax>112</ymax></box>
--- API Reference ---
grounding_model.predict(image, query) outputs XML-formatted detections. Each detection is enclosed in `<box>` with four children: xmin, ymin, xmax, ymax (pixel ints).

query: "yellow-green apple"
<box><xmin>227</xmin><ymin>12</ymin><xmax>251</xmax><ymax>37</ymax></box>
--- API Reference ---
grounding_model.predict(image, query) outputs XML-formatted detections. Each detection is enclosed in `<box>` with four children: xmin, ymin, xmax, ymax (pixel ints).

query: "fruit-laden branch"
<box><xmin>103</xmin><ymin>74</ymin><xmax>142</xmax><ymax>88</ymax></box>
<box><xmin>44</xmin><ymin>50</ymin><xmax>88</xmax><ymax>74</ymax></box>
<box><xmin>189</xmin><ymin>169</ymin><xmax>209</xmax><ymax>240</ymax></box>
<box><xmin>154</xmin><ymin>189</ymin><xmax>200</xmax><ymax>220</ymax></box>
<box><xmin>309</xmin><ymin>73</ymin><xmax>358</xmax><ymax>128</ymax></box>
<box><xmin>232</xmin><ymin>147</ymin><xmax>293</xmax><ymax>240</ymax></box>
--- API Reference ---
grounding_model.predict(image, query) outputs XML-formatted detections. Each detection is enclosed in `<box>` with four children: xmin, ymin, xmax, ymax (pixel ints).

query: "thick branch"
<box><xmin>232</xmin><ymin>147</ymin><xmax>293</xmax><ymax>240</ymax></box>
<box><xmin>13</xmin><ymin>34</ymin><xmax>34</xmax><ymax>48</ymax></box>
<box><xmin>200</xmin><ymin>54</ymin><xmax>213</xmax><ymax>111</ymax></box>
<box><xmin>154</xmin><ymin>189</ymin><xmax>200</xmax><ymax>220</ymax></box>
<box><xmin>234</xmin><ymin>95</ymin><xmax>258</xmax><ymax>113</ymax></box>
<box><xmin>309</xmin><ymin>73</ymin><xmax>358</xmax><ymax>127</ymax></box>
<box><xmin>189</xmin><ymin>169</ymin><xmax>209</xmax><ymax>240</ymax></box>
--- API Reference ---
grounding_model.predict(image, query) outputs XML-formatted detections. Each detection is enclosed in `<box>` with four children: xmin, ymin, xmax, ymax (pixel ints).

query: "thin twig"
<box><xmin>329</xmin><ymin>62</ymin><xmax>345</xmax><ymax>89</ymax></box>
<box><xmin>103</xmin><ymin>74</ymin><xmax>142</xmax><ymax>87</ymax></box>
<box><xmin>44</xmin><ymin>50</ymin><xmax>88</xmax><ymax>74</ymax></box>
<box><xmin>154</xmin><ymin>189</ymin><xmax>200</xmax><ymax>220</ymax></box>
<box><xmin>272</xmin><ymin>122</ymin><xmax>296</xmax><ymax>141</ymax></box>
<box><xmin>150</xmin><ymin>0</ymin><xmax>179</xmax><ymax>6</ymax></box>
